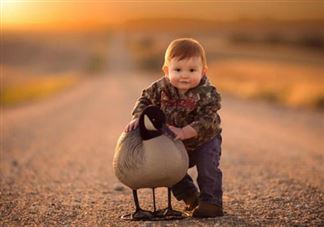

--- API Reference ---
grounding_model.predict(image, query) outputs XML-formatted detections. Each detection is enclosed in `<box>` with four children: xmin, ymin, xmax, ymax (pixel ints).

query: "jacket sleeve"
<box><xmin>131</xmin><ymin>81</ymin><xmax>161</xmax><ymax>119</ymax></box>
<box><xmin>189</xmin><ymin>87</ymin><xmax>221</xmax><ymax>137</ymax></box>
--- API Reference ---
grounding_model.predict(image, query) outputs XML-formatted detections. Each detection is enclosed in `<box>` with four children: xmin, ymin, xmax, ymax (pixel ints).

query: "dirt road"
<box><xmin>1</xmin><ymin>33</ymin><xmax>323</xmax><ymax>226</ymax></box>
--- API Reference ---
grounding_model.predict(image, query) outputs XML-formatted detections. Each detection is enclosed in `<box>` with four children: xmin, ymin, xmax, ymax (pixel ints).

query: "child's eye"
<box><xmin>174</xmin><ymin>68</ymin><xmax>181</xmax><ymax>72</ymax></box>
<box><xmin>190</xmin><ymin>69</ymin><xmax>196</xmax><ymax>72</ymax></box>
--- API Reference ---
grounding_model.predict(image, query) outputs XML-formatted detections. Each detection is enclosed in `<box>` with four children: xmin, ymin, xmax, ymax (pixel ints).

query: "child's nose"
<box><xmin>180</xmin><ymin>73</ymin><xmax>189</xmax><ymax>79</ymax></box>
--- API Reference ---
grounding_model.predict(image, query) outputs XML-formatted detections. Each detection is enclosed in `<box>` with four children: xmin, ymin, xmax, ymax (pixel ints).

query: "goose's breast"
<box><xmin>141</xmin><ymin>135</ymin><xmax>188</xmax><ymax>186</ymax></box>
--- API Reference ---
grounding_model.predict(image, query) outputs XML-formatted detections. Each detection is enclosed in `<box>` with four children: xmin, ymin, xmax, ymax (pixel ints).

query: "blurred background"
<box><xmin>1</xmin><ymin>2</ymin><xmax>324</xmax><ymax>225</ymax></box>
<box><xmin>1</xmin><ymin>1</ymin><xmax>324</xmax><ymax>109</ymax></box>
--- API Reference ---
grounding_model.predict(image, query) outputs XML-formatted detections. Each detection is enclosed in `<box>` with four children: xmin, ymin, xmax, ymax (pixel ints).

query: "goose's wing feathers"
<box><xmin>113</xmin><ymin>128</ymin><xmax>144</xmax><ymax>177</ymax></box>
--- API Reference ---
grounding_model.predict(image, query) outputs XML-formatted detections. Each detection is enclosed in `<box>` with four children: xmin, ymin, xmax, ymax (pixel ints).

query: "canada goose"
<box><xmin>113</xmin><ymin>105</ymin><xmax>189</xmax><ymax>220</ymax></box>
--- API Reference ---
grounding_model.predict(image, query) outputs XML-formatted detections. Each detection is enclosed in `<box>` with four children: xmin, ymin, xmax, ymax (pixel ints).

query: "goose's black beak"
<box><xmin>161</xmin><ymin>125</ymin><xmax>176</xmax><ymax>140</ymax></box>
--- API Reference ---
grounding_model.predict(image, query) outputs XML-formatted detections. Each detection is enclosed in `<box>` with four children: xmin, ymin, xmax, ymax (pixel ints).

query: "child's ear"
<box><xmin>202</xmin><ymin>66</ymin><xmax>208</xmax><ymax>76</ymax></box>
<box><xmin>162</xmin><ymin>66</ymin><xmax>169</xmax><ymax>76</ymax></box>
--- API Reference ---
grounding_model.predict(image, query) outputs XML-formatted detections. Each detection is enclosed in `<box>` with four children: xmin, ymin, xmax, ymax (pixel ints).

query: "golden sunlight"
<box><xmin>1</xmin><ymin>0</ymin><xmax>62</xmax><ymax>30</ymax></box>
<box><xmin>1</xmin><ymin>1</ymin><xmax>324</xmax><ymax>31</ymax></box>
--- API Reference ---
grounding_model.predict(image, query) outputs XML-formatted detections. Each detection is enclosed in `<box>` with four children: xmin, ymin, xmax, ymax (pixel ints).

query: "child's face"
<box><xmin>163</xmin><ymin>56</ymin><xmax>207</xmax><ymax>94</ymax></box>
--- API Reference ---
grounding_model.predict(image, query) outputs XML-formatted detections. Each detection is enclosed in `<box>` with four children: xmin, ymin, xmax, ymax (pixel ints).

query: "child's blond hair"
<box><xmin>163</xmin><ymin>38</ymin><xmax>207</xmax><ymax>68</ymax></box>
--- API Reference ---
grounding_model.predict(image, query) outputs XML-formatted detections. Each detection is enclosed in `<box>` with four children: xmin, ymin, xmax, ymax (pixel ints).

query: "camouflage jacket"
<box><xmin>132</xmin><ymin>76</ymin><xmax>222</xmax><ymax>152</ymax></box>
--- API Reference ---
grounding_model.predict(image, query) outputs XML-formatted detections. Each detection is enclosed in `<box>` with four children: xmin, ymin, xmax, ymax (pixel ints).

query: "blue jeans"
<box><xmin>172</xmin><ymin>135</ymin><xmax>223</xmax><ymax>207</ymax></box>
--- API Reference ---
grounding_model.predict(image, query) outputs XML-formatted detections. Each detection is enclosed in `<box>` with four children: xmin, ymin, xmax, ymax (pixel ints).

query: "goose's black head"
<box><xmin>139</xmin><ymin>105</ymin><xmax>166</xmax><ymax>140</ymax></box>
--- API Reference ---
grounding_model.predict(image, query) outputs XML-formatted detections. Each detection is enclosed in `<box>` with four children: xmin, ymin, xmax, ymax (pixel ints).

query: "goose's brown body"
<box><xmin>113</xmin><ymin>128</ymin><xmax>189</xmax><ymax>190</ymax></box>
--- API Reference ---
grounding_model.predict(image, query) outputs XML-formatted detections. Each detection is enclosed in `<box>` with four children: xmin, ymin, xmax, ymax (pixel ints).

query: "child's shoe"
<box><xmin>182</xmin><ymin>191</ymin><xmax>199</xmax><ymax>211</ymax></box>
<box><xmin>192</xmin><ymin>201</ymin><xmax>223</xmax><ymax>218</ymax></box>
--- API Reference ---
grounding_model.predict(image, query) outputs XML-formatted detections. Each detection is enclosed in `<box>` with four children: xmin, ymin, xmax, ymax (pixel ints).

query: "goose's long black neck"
<box><xmin>139</xmin><ymin>113</ymin><xmax>163</xmax><ymax>140</ymax></box>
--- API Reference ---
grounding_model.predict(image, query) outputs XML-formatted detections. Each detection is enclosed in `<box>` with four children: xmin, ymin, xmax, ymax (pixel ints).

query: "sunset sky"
<box><xmin>1</xmin><ymin>1</ymin><xmax>324</xmax><ymax>31</ymax></box>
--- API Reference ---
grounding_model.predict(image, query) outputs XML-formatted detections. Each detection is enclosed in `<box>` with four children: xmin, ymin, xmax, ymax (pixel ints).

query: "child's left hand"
<box><xmin>167</xmin><ymin>125</ymin><xmax>185</xmax><ymax>140</ymax></box>
<box><xmin>167</xmin><ymin>125</ymin><xmax>198</xmax><ymax>141</ymax></box>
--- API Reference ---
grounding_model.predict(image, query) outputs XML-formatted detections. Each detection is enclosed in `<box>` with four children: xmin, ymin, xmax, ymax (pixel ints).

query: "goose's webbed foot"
<box><xmin>121</xmin><ymin>209</ymin><xmax>154</xmax><ymax>221</ymax></box>
<box><xmin>163</xmin><ymin>208</ymin><xmax>184</xmax><ymax>217</ymax></box>
<box><xmin>132</xmin><ymin>209</ymin><xmax>154</xmax><ymax>220</ymax></box>
<box><xmin>154</xmin><ymin>208</ymin><xmax>187</xmax><ymax>219</ymax></box>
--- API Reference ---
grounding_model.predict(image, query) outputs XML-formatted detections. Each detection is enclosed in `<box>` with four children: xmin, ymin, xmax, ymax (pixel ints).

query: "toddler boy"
<box><xmin>125</xmin><ymin>38</ymin><xmax>223</xmax><ymax>218</ymax></box>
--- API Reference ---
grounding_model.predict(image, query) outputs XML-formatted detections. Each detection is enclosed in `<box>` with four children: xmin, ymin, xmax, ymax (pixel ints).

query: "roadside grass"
<box><xmin>1</xmin><ymin>67</ymin><xmax>80</xmax><ymax>107</ymax></box>
<box><xmin>208</xmin><ymin>60</ymin><xmax>324</xmax><ymax>109</ymax></box>
<box><xmin>127</xmin><ymin>36</ymin><xmax>164</xmax><ymax>71</ymax></box>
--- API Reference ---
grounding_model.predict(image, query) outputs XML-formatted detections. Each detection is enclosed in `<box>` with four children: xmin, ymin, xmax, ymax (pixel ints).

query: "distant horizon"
<box><xmin>1</xmin><ymin>1</ymin><xmax>324</xmax><ymax>32</ymax></box>
<box><xmin>2</xmin><ymin>16</ymin><xmax>324</xmax><ymax>33</ymax></box>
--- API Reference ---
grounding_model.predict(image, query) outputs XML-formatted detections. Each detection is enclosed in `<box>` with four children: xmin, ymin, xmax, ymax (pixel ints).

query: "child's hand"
<box><xmin>124</xmin><ymin>118</ymin><xmax>139</xmax><ymax>132</ymax></box>
<box><xmin>167</xmin><ymin>125</ymin><xmax>185</xmax><ymax>140</ymax></box>
<box><xmin>167</xmin><ymin>125</ymin><xmax>197</xmax><ymax>140</ymax></box>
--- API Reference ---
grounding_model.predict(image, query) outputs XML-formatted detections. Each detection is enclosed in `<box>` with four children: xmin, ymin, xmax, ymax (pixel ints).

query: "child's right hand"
<box><xmin>124</xmin><ymin>118</ymin><xmax>139</xmax><ymax>132</ymax></box>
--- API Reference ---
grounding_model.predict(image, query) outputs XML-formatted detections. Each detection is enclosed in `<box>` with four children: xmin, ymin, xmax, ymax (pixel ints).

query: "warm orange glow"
<box><xmin>1</xmin><ymin>1</ymin><xmax>324</xmax><ymax>31</ymax></box>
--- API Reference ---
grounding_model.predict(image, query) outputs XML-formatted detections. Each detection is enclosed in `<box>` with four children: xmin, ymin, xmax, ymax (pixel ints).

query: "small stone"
<box><xmin>113</xmin><ymin>183</ymin><xmax>125</xmax><ymax>191</ymax></box>
<box><xmin>11</xmin><ymin>160</ymin><xmax>19</xmax><ymax>167</ymax></box>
